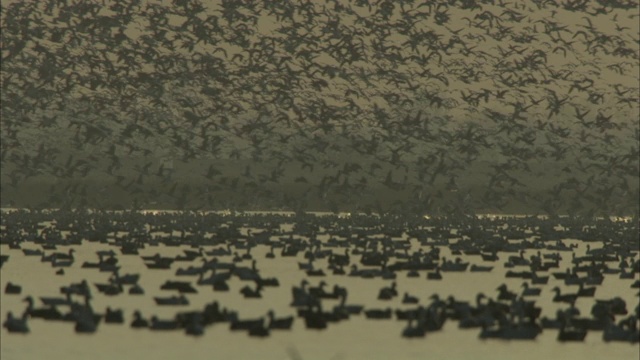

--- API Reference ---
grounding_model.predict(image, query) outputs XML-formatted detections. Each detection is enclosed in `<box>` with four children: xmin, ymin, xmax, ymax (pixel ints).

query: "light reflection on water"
<box><xmin>0</xmin><ymin>210</ymin><xmax>638</xmax><ymax>360</ymax></box>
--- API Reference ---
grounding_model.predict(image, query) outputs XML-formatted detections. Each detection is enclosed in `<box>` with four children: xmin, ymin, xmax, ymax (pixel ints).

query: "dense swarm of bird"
<box><xmin>1</xmin><ymin>0</ymin><xmax>638</xmax><ymax>216</ymax></box>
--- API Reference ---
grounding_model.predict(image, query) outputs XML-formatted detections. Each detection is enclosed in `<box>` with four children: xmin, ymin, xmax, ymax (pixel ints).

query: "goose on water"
<box><xmin>213</xmin><ymin>279</ymin><xmax>230</xmax><ymax>291</ymax></box>
<box><xmin>248</xmin><ymin>319</ymin><xmax>270</xmax><ymax>337</ymax></box>
<box><xmin>130</xmin><ymin>311</ymin><xmax>149</xmax><ymax>328</ymax></box>
<box><xmin>110</xmin><ymin>271</ymin><xmax>139</xmax><ymax>285</ymax></box>
<box><xmin>40</xmin><ymin>292</ymin><xmax>73</xmax><ymax>307</ymax></box>
<box><xmin>331</xmin><ymin>264</ymin><xmax>346</xmax><ymax>275</ymax></box>
<box><xmin>603</xmin><ymin>315</ymin><xmax>639</xmax><ymax>343</ymax></box>
<box><xmin>52</xmin><ymin>256</ymin><xmax>74</xmax><ymax>268</ymax></box>
<box><xmin>540</xmin><ymin>309</ymin><xmax>567</xmax><ymax>329</ymax></box>
<box><xmin>94</xmin><ymin>281</ymin><xmax>123</xmax><ymax>296</ymax></box>
<box><xmin>240</xmin><ymin>282</ymin><xmax>263</xmax><ymax>299</ymax></box>
<box><xmin>105</xmin><ymin>307</ymin><xmax>124</xmax><ymax>324</ymax></box>
<box><xmin>577</xmin><ymin>283</ymin><xmax>596</xmax><ymax>297</ymax></box>
<box><xmin>427</xmin><ymin>266</ymin><xmax>443</xmax><ymax>280</ymax></box>
<box><xmin>154</xmin><ymin>295</ymin><xmax>189</xmax><ymax>306</ymax></box>
<box><xmin>61</xmin><ymin>280</ymin><xmax>91</xmax><ymax>297</ymax></box>
<box><xmin>479</xmin><ymin>318</ymin><xmax>541</xmax><ymax>340</ymax></box>
<box><xmin>470</xmin><ymin>264</ymin><xmax>493</xmax><ymax>272</ymax></box>
<box><xmin>74</xmin><ymin>316</ymin><xmax>98</xmax><ymax>334</ymax></box>
<box><xmin>520</xmin><ymin>282</ymin><xmax>541</xmax><ymax>297</ymax></box>
<box><xmin>333</xmin><ymin>287</ymin><xmax>364</xmax><ymax>315</ymax></box>
<box><xmin>150</xmin><ymin>316</ymin><xmax>179</xmax><ymax>330</ymax></box>
<box><xmin>265</xmin><ymin>246</ymin><xmax>276</xmax><ymax>259</ymax></box>
<box><xmin>185</xmin><ymin>317</ymin><xmax>205</xmax><ymax>336</ymax></box>
<box><xmin>552</xmin><ymin>287</ymin><xmax>578</xmax><ymax>304</ymax></box>
<box><xmin>22</xmin><ymin>296</ymin><xmax>63</xmax><ymax>320</ymax></box>
<box><xmin>402</xmin><ymin>292</ymin><xmax>419</xmax><ymax>304</ymax></box>
<box><xmin>267</xmin><ymin>310</ymin><xmax>294</xmax><ymax>330</ymax></box>
<box><xmin>402</xmin><ymin>318</ymin><xmax>427</xmax><ymax>338</ymax></box>
<box><xmin>507</xmin><ymin>250</ymin><xmax>530</xmax><ymax>266</ymax></box>
<box><xmin>440</xmin><ymin>257</ymin><xmax>469</xmax><ymax>272</ymax></box>
<box><xmin>308</xmin><ymin>281</ymin><xmax>331</xmax><ymax>298</ymax></box>
<box><xmin>129</xmin><ymin>284</ymin><xmax>145</xmax><ymax>295</ymax></box>
<box><xmin>204</xmin><ymin>244</ymin><xmax>232</xmax><ymax>257</ymax></box>
<box><xmin>22</xmin><ymin>248</ymin><xmax>43</xmax><ymax>256</ymax></box>
<box><xmin>5</xmin><ymin>282</ymin><xmax>22</xmax><ymax>295</ymax></box>
<box><xmin>290</xmin><ymin>280</ymin><xmax>314</xmax><ymax>308</ymax></box>
<box><xmin>378</xmin><ymin>282</ymin><xmax>398</xmax><ymax>300</ymax></box>
<box><xmin>42</xmin><ymin>249</ymin><xmax>75</xmax><ymax>263</ymax></box>
<box><xmin>496</xmin><ymin>284</ymin><xmax>517</xmax><ymax>301</ymax></box>
<box><xmin>305</xmin><ymin>265</ymin><xmax>326</xmax><ymax>276</ymax></box>
<box><xmin>531</xmin><ymin>272</ymin><xmax>549</xmax><ymax>285</ymax></box>
<box><xmin>230</xmin><ymin>316</ymin><xmax>264</xmax><ymax>331</ymax></box>
<box><xmin>160</xmin><ymin>280</ymin><xmax>197</xmax><ymax>294</ymax></box>
<box><xmin>557</xmin><ymin>317</ymin><xmax>588</xmax><ymax>342</ymax></box>
<box><xmin>3</xmin><ymin>312</ymin><xmax>29</xmax><ymax>333</ymax></box>
<box><xmin>365</xmin><ymin>308</ymin><xmax>392</xmax><ymax>319</ymax></box>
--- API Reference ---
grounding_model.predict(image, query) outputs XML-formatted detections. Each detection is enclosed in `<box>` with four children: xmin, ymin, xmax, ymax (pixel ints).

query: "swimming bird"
<box><xmin>402</xmin><ymin>292</ymin><xmax>419</xmax><ymax>304</ymax></box>
<box><xmin>22</xmin><ymin>296</ymin><xmax>63</xmax><ymax>320</ymax></box>
<box><xmin>552</xmin><ymin>287</ymin><xmax>578</xmax><ymax>304</ymax></box>
<box><xmin>105</xmin><ymin>307</ymin><xmax>124</xmax><ymax>324</ymax></box>
<box><xmin>303</xmin><ymin>305</ymin><xmax>328</xmax><ymax>330</ymax></box>
<box><xmin>22</xmin><ymin>248</ymin><xmax>43</xmax><ymax>256</ymax></box>
<box><xmin>265</xmin><ymin>245</ymin><xmax>276</xmax><ymax>259</ymax></box>
<box><xmin>154</xmin><ymin>295</ymin><xmax>189</xmax><ymax>306</ymax></box>
<box><xmin>603</xmin><ymin>315</ymin><xmax>639</xmax><ymax>343</ymax></box>
<box><xmin>213</xmin><ymin>279</ymin><xmax>230</xmax><ymax>292</ymax></box>
<box><xmin>94</xmin><ymin>279</ymin><xmax>123</xmax><ymax>296</ymax></box>
<box><xmin>52</xmin><ymin>255</ymin><xmax>75</xmax><ymax>268</ymax></box>
<box><xmin>470</xmin><ymin>264</ymin><xmax>493</xmax><ymax>272</ymax></box>
<box><xmin>240</xmin><ymin>281</ymin><xmax>263</xmax><ymax>299</ymax></box>
<box><xmin>130</xmin><ymin>311</ymin><xmax>149</xmax><ymax>328</ymax></box>
<box><xmin>248</xmin><ymin>319</ymin><xmax>270</xmax><ymax>337</ymax></box>
<box><xmin>427</xmin><ymin>266</ymin><xmax>442</xmax><ymax>280</ymax></box>
<box><xmin>3</xmin><ymin>312</ymin><xmax>29</xmax><ymax>333</ymax></box>
<box><xmin>496</xmin><ymin>284</ymin><xmax>517</xmax><ymax>301</ymax></box>
<box><xmin>520</xmin><ymin>282</ymin><xmax>541</xmax><ymax>297</ymax></box>
<box><xmin>333</xmin><ymin>286</ymin><xmax>364</xmax><ymax>315</ymax></box>
<box><xmin>365</xmin><ymin>308</ymin><xmax>392</xmax><ymax>319</ymax></box>
<box><xmin>183</xmin><ymin>313</ymin><xmax>205</xmax><ymax>336</ymax></box>
<box><xmin>129</xmin><ymin>284</ymin><xmax>145</xmax><ymax>295</ymax></box>
<box><xmin>308</xmin><ymin>281</ymin><xmax>330</xmax><ymax>299</ymax></box>
<box><xmin>4</xmin><ymin>282</ymin><xmax>22</xmax><ymax>295</ymax></box>
<box><xmin>378</xmin><ymin>282</ymin><xmax>398</xmax><ymax>300</ymax></box>
<box><xmin>577</xmin><ymin>283</ymin><xmax>596</xmax><ymax>297</ymax></box>
<box><xmin>74</xmin><ymin>313</ymin><xmax>99</xmax><ymax>334</ymax></box>
<box><xmin>558</xmin><ymin>317</ymin><xmax>588</xmax><ymax>342</ymax></box>
<box><xmin>160</xmin><ymin>280</ymin><xmax>198</xmax><ymax>294</ymax></box>
<box><xmin>267</xmin><ymin>310</ymin><xmax>293</xmax><ymax>330</ymax></box>
<box><xmin>402</xmin><ymin>318</ymin><xmax>427</xmax><ymax>338</ymax></box>
<box><xmin>40</xmin><ymin>292</ymin><xmax>73</xmax><ymax>307</ymax></box>
<box><xmin>109</xmin><ymin>271</ymin><xmax>139</xmax><ymax>286</ymax></box>
<box><xmin>231</xmin><ymin>316</ymin><xmax>265</xmax><ymax>331</ymax></box>
<box><xmin>150</xmin><ymin>316</ymin><xmax>179</xmax><ymax>330</ymax></box>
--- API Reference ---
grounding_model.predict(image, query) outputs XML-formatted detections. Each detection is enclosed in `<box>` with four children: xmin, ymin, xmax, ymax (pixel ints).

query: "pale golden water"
<box><xmin>1</xmin><ymin>220</ymin><xmax>638</xmax><ymax>360</ymax></box>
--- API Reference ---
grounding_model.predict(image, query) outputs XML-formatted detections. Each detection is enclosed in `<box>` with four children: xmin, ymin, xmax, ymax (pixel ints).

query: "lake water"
<box><xmin>0</xmin><ymin>210</ymin><xmax>638</xmax><ymax>360</ymax></box>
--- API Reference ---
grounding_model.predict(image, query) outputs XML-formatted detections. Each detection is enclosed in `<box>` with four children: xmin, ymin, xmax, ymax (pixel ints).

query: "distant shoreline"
<box><xmin>0</xmin><ymin>207</ymin><xmax>635</xmax><ymax>222</ymax></box>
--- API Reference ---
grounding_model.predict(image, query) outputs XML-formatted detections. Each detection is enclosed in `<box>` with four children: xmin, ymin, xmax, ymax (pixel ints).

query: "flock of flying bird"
<box><xmin>1</xmin><ymin>209</ymin><xmax>639</xmax><ymax>343</ymax></box>
<box><xmin>1</xmin><ymin>0</ymin><xmax>638</xmax><ymax>215</ymax></box>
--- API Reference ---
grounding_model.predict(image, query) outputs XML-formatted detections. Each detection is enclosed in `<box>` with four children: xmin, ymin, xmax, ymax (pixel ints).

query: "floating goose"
<box><xmin>3</xmin><ymin>311</ymin><xmax>29</xmax><ymax>333</ymax></box>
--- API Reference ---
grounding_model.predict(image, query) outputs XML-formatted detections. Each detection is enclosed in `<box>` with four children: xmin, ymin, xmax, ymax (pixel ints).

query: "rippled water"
<box><xmin>1</xmin><ymin>213</ymin><xmax>638</xmax><ymax>360</ymax></box>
